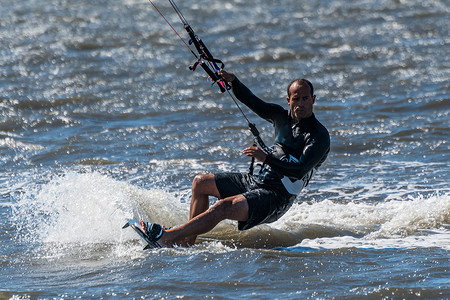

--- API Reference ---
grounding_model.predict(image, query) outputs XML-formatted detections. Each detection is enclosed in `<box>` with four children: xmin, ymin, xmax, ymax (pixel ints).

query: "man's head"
<box><xmin>286</xmin><ymin>79</ymin><xmax>315</xmax><ymax>122</ymax></box>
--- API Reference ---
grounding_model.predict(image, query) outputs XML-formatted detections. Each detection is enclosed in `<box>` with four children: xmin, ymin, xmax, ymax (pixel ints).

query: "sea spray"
<box><xmin>273</xmin><ymin>192</ymin><xmax>450</xmax><ymax>251</ymax></box>
<box><xmin>11</xmin><ymin>171</ymin><xmax>188</xmax><ymax>248</ymax></box>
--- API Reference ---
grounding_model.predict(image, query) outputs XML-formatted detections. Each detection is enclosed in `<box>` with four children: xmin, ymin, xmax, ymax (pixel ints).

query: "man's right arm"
<box><xmin>225</xmin><ymin>74</ymin><xmax>284</xmax><ymax>123</ymax></box>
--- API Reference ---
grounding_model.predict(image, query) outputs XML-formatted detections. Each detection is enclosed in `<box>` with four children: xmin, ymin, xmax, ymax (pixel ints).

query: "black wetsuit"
<box><xmin>215</xmin><ymin>77</ymin><xmax>330</xmax><ymax>230</ymax></box>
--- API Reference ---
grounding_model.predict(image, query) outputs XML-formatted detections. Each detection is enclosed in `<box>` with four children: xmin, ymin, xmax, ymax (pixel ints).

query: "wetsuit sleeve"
<box><xmin>231</xmin><ymin>77</ymin><xmax>285</xmax><ymax>123</ymax></box>
<box><xmin>264</xmin><ymin>130</ymin><xmax>330</xmax><ymax>180</ymax></box>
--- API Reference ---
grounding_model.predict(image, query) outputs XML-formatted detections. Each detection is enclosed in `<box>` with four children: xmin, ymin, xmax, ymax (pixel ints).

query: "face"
<box><xmin>287</xmin><ymin>82</ymin><xmax>315</xmax><ymax>122</ymax></box>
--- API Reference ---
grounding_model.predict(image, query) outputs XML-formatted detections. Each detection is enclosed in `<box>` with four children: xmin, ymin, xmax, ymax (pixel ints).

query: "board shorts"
<box><xmin>214</xmin><ymin>172</ymin><xmax>296</xmax><ymax>231</ymax></box>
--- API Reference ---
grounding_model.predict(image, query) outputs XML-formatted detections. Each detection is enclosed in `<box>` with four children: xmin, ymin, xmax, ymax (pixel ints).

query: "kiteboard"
<box><xmin>122</xmin><ymin>219</ymin><xmax>163</xmax><ymax>250</ymax></box>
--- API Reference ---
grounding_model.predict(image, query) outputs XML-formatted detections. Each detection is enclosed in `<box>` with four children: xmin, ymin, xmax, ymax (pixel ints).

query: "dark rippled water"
<box><xmin>1</xmin><ymin>0</ymin><xmax>449</xmax><ymax>298</ymax></box>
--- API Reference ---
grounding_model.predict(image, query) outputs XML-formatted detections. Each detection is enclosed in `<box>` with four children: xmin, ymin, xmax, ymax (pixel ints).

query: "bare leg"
<box><xmin>160</xmin><ymin>194</ymin><xmax>249</xmax><ymax>247</ymax></box>
<box><xmin>180</xmin><ymin>174</ymin><xmax>221</xmax><ymax>246</ymax></box>
<box><xmin>189</xmin><ymin>174</ymin><xmax>221</xmax><ymax>219</ymax></box>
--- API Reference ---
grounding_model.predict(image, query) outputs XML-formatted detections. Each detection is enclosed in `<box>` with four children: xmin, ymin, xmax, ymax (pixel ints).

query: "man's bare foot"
<box><xmin>139</xmin><ymin>219</ymin><xmax>147</xmax><ymax>233</ymax></box>
<box><xmin>139</xmin><ymin>219</ymin><xmax>179</xmax><ymax>248</ymax></box>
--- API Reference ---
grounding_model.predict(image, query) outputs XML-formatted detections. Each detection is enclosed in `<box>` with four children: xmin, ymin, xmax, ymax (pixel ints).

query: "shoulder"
<box><xmin>269</xmin><ymin>102</ymin><xmax>288</xmax><ymax>114</ymax></box>
<box><xmin>311</xmin><ymin>115</ymin><xmax>330</xmax><ymax>146</ymax></box>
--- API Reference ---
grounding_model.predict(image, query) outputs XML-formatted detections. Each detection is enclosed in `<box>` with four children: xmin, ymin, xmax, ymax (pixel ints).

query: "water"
<box><xmin>1</xmin><ymin>0</ymin><xmax>449</xmax><ymax>298</ymax></box>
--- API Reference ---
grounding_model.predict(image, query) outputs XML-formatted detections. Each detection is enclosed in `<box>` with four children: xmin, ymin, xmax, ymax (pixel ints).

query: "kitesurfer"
<box><xmin>143</xmin><ymin>70</ymin><xmax>330</xmax><ymax>247</ymax></box>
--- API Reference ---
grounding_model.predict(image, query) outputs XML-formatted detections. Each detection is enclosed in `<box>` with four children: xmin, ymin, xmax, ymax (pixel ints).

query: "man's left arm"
<box><xmin>265</xmin><ymin>134</ymin><xmax>330</xmax><ymax>180</ymax></box>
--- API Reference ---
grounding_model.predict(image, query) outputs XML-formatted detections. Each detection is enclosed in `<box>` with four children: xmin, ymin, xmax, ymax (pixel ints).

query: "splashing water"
<box><xmin>11</xmin><ymin>172</ymin><xmax>187</xmax><ymax>249</ymax></box>
<box><xmin>11</xmin><ymin>171</ymin><xmax>449</xmax><ymax>254</ymax></box>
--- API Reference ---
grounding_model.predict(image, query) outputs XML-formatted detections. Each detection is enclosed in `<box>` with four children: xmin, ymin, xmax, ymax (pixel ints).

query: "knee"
<box><xmin>209</xmin><ymin>195</ymin><xmax>248</xmax><ymax>222</ymax></box>
<box><xmin>191</xmin><ymin>174</ymin><xmax>220</xmax><ymax>198</ymax></box>
<box><xmin>192</xmin><ymin>174</ymin><xmax>214</xmax><ymax>190</ymax></box>
<box><xmin>208</xmin><ymin>199</ymin><xmax>233</xmax><ymax>219</ymax></box>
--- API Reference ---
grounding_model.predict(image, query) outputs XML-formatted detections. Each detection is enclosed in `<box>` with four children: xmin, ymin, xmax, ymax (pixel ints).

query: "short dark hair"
<box><xmin>287</xmin><ymin>79</ymin><xmax>314</xmax><ymax>98</ymax></box>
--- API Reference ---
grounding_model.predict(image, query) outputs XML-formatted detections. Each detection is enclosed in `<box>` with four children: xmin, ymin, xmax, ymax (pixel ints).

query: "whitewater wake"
<box><xmin>10</xmin><ymin>171</ymin><xmax>449</xmax><ymax>254</ymax></box>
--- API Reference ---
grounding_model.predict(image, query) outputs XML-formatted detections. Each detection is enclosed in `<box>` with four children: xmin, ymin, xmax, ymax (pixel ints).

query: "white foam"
<box><xmin>273</xmin><ymin>191</ymin><xmax>450</xmax><ymax>250</ymax></box>
<box><xmin>11</xmin><ymin>171</ymin><xmax>186</xmax><ymax>247</ymax></box>
<box><xmin>11</xmin><ymin>171</ymin><xmax>449</xmax><ymax>253</ymax></box>
<box><xmin>297</xmin><ymin>229</ymin><xmax>450</xmax><ymax>251</ymax></box>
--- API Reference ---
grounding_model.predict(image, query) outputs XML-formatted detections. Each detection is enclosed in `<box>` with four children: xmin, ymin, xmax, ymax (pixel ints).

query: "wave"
<box><xmin>273</xmin><ymin>193</ymin><xmax>449</xmax><ymax>237</ymax></box>
<box><xmin>10</xmin><ymin>171</ymin><xmax>449</xmax><ymax>255</ymax></box>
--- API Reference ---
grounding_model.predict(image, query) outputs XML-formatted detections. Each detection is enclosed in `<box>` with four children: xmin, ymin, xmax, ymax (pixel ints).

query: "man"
<box><xmin>141</xmin><ymin>70</ymin><xmax>330</xmax><ymax>247</ymax></box>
